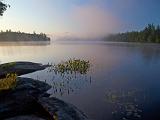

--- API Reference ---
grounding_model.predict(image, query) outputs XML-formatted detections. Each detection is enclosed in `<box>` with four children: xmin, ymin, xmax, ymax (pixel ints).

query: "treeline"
<box><xmin>0</xmin><ymin>30</ymin><xmax>50</xmax><ymax>41</ymax></box>
<box><xmin>105</xmin><ymin>24</ymin><xmax>160</xmax><ymax>43</ymax></box>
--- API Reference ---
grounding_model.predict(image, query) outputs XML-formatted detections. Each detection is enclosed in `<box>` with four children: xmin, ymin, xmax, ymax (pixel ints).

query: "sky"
<box><xmin>0</xmin><ymin>0</ymin><xmax>160</xmax><ymax>38</ymax></box>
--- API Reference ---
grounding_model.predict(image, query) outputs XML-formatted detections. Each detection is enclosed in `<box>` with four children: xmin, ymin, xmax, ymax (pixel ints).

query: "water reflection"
<box><xmin>2</xmin><ymin>42</ymin><xmax>160</xmax><ymax>120</ymax></box>
<box><xmin>48</xmin><ymin>73</ymin><xmax>92</xmax><ymax>96</ymax></box>
<box><xmin>138</xmin><ymin>46</ymin><xmax>160</xmax><ymax>64</ymax></box>
<box><xmin>106</xmin><ymin>89</ymin><xmax>146</xmax><ymax>120</ymax></box>
<box><xmin>47</xmin><ymin>59</ymin><xmax>92</xmax><ymax>96</ymax></box>
<box><xmin>23</xmin><ymin>59</ymin><xmax>92</xmax><ymax>96</ymax></box>
<box><xmin>0</xmin><ymin>41</ymin><xmax>50</xmax><ymax>46</ymax></box>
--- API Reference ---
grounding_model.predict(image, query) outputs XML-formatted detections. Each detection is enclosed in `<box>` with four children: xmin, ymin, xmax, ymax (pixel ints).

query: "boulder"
<box><xmin>0</xmin><ymin>78</ymin><xmax>51</xmax><ymax>119</ymax></box>
<box><xmin>0</xmin><ymin>63</ymin><xmax>89</xmax><ymax>120</ymax></box>
<box><xmin>0</xmin><ymin>77</ymin><xmax>88</xmax><ymax>120</ymax></box>
<box><xmin>38</xmin><ymin>97</ymin><xmax>88</xmax><ymax>120</ymax></box>
<box><xmin>16</xmin><ymin>77</ymin><xmax>51</xmax><ymax>98</ymax></box>
<box><xmin>0</xmin><ymin>62</ymin><xmax>49</xmax><ymax>78</ymax></box>
<box><xmin>5</xmin><ymin>115</ymin><xmax>46</xmax><ymax>120</ymax></box>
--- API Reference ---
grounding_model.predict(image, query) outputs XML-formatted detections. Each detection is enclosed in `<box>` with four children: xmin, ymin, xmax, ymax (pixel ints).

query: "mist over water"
<box><xmin>70</xmin><ymin>4</ymin><xmax>120</xmax><ymax>38</ymax></box>
<box><xmin>0</xmin><ymin>0</ymin><xmax>160</xmax><ymax>120</ymax></box>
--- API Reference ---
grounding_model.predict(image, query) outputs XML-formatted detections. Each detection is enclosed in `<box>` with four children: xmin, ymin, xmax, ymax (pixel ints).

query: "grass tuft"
<box><xmin>52</xmin><ymin>59</ymin><xmax>90</xmax><ymax>74</ymax></box>
<box><xmin>0</xmin><ymin>73</ymin><xmax>17</xmax><ymax>91</ymax></box>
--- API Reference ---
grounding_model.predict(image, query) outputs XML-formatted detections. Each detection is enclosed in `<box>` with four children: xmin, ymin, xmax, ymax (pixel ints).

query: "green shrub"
<box><xmin>0</xmin><ymin>73</ymin><xmax>17</xmax><ymax>91</ymax></box>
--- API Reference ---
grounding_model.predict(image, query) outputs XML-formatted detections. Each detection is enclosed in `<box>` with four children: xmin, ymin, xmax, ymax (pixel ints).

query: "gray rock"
<box><xmin>16</xmin><ymin>77</ymin><xmax>51</xmax><ymax>97</ymax></box>
<box><xmin>38</xmin><ymin>97</ymin><xmax>88</xmax><ymax>120</ymax></box>
<box><xmin>5</xmin><ymin>115</ymin><xmax>45</xmax><ymax>120</ymax></box>
<box><xmin>0</xmin><ymin>76</ymin><xmax>88</xmax><ymax>120</ymax></box>
<box><xmin>0</xmin><ymin>78</ymin><xmax>51</xmax><ymax>119</ymax></box>
<box><xmin>0</xmin><ymin>62</ymin><xmax>50</xmax><ymax>78</ymax></box>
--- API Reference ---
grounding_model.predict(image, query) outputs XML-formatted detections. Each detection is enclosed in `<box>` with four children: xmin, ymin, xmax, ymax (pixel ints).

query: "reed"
<box><xmin>52</xmin><ymin>59</ymin><xmax>90</xmax><ymax>75</ymax></box>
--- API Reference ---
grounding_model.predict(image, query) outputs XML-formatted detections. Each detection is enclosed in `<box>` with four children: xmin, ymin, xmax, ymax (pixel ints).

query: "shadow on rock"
<box><xmin>0</xmin><ymin>77</ymin><xmax>88</xmax><ymax>120</ymax></box>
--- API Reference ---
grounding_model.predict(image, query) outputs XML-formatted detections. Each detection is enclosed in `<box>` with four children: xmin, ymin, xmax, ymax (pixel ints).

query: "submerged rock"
<box><xmin>0</xmin><ymin>62</ymin><xmax>49</xmax><ymax>78</ymax></box>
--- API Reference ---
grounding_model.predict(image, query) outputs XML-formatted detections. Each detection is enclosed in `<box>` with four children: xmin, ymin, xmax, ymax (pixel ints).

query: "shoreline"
<box><xmin>0</xmin><ymin>61</ymin><xmax>88</xmax><ymax>120</ymax></box>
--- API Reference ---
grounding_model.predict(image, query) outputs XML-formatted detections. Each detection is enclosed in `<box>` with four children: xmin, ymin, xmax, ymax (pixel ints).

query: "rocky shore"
<box><xmin>0</xmin><ymin>62</ymin><xmax>88</xmax><ymax>120</ymax></box>
<box><xmin>0</xmin><ymin>62</ymin><xmax>50</xmax><ymax>78</ymax></box>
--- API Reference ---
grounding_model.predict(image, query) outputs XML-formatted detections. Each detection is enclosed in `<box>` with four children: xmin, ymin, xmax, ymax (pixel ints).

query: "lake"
<box><xmin>0</xmin><ymin>41</ymin><xmax>160</xmax><ymax>120</ymax></box>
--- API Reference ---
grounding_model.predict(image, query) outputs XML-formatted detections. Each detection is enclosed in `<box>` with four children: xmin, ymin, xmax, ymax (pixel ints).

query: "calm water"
<box><xmin>0</xmin><ymin>41</ymin><xmax>160</xmax><ymax>120</ymax></box>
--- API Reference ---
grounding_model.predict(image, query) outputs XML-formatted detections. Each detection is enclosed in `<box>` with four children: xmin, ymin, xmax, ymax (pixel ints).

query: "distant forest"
<box><xmin>105</xmin><ymin>24</ymin><xmax>160</xmax><ymax>43</ymax></box>
<box><xmin>0</xmin><ymin>30</ymin><xmax>50</xmax><ymax>41</ymax></box>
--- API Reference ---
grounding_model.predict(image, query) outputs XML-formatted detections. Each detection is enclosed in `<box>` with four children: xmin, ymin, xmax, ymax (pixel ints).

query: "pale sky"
<box><xmin>0</xmin><ymin>0</ymin><xmax>160</xmax><ymax>38</ymax></box>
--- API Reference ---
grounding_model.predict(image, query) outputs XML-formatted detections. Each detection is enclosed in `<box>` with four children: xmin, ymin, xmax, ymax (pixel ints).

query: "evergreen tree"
<box><xmin>0</xmin><ymin>0</ymin><xmax>8</xmax><ymax>16</ymax></box>
<box><xmin>105</xmin><ymin>24</ymin><xmax>160</xmax><ymax>43</ymax></box>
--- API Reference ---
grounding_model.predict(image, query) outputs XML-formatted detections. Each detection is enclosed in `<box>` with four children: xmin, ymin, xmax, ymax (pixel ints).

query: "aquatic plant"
<box><xmin>105</xmin><ymin>89</ymin><xmax>145</xmax><ymax>120</ymax></box>
<box><xmin>0</xmin><ymin>73</ymin><xmax>17</xmax><ymax>91</ymax></box>
<box><xmin>50</xmin><ymin>59</ymin><xmax>90</xmax><ymax>75</ymax></box>
<box><xmin>45</xmin><ymin>59</ymin><xmax>92</xmax><ymax>96</ymax></box>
